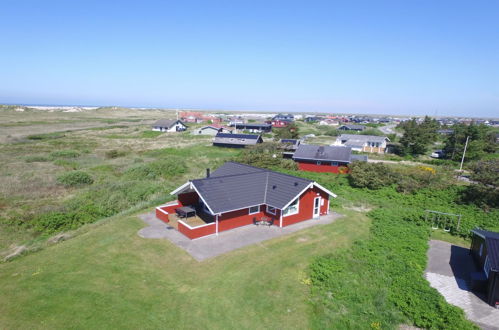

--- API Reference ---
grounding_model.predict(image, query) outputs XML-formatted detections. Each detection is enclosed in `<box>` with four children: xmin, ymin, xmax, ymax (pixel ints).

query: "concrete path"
<box><xmin>425</xmin><ymin>240</ymin><xmax>499</xmax><ymax>330</ymax></box>
<box><xmin>138</xmin><ymin>212</ymin><xmax>342</xmax><ymax>261</ymax></box>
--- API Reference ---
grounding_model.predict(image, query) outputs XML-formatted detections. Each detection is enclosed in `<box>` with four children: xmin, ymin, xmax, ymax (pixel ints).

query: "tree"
<box><xmin>234</xmin><ymin>142</ymin><xmax>297</xmax><ymax>170</ymax></box>
<box><xmin>462</xmin><ymin>159</ymin><xmax>499</xmax><ymax>208</ymax></box>
<box><xmin>443</xmin><ymin>123</ymin><xmax>497</xmax><ymax>161</ymax></box>
<box><xmin>398</xmin><ymin>116</ymin><xmax>439</xmax><ymax>156</ymax></box>
<box><xmin>273</xmin><ymin>123</ymin><xmax>300</xmax><ymax>140</ymax></box>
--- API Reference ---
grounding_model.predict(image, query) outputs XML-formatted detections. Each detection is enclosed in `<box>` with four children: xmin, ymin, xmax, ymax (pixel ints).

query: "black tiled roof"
<box><xmin>293</xmin><ymin>145</ymin><xmax>352</xmax><ymax>162</ymax></box>
<box><xmin>190</xmin><ymin>162</ymin><xmax>314</xmax><ymax>214</ymax></box>
<box><xmin>216</xmin><ymin>133</ymin><xmax>260</xmax><ymax>139</ymax></box>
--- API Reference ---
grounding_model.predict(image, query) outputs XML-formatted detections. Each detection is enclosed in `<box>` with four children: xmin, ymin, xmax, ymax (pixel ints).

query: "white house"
<box><xmin>191</xmin><ymin>125</ymin><xmax>233</xmax><ymax>136</ymax></box>
<box><xmin>332</xmin><ymin>134</ymin><xmax>390</xmax><ymax>153</ymax></box>
<box><xmin>152</xmin><ymin>119</ymin><xmax>187</xmax><ymax>132</ymax></box>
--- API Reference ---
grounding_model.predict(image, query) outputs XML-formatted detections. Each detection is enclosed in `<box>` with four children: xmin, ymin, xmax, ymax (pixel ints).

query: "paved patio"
<box><xmin>138</xmin><ymin>212</ymin><xmax>342</xmax><ymax>261</ymax></box>
<box><xmin>425</xmin><ymin>240</ymin><xmax>499</xmax><ymax>330</ymax></box>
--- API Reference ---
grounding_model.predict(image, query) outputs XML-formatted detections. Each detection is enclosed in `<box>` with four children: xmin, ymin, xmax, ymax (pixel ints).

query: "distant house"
<box><xmin>157</xmin><ymin>162</ymin><xmax>337</xmax><ymax>239</ymax></box>
<box><xmin>333</xmin><ymin>134</ymin><xmax>390</xmax><ymax>153</ymax></box>
<box><xmin>192</xmin><ymin>125</ymin><xmax>233</xmax><ymax>136</ymax></box>
<box><xmin>338</xmin><ymin>124</ymin><xmax>366</xmax><ymax>131</ymax></box>
<box><xmin>213</xmin><ymin>133</ymin><xmax>263</xmax><ymax>148</ymax></box>
<box><xmin>292</xmin><ymin>145</ymin><xmax>366</xmax><ymax>173</ymax></box>
<box><xmin>279</xmin><ymin>139</ymin><xmax>301</xmax><ymax>151</ymax></box>
<box><xmin>470</xmin><ymin>229</ymin><xmax>499</xmax><ymax>306</ymax></box>
<box><xmin>269</xmin><ymin>119</ymin><xmax>292</xmax><ymax>128</ymax></box>
<box><xmin>305</xmin><ymin>116</ymin><xmax>320</xmax><ymax>123</ymax></box>
<box><xmin>230</xmin><ymin>123</ymin><xmax>272</xmax><ymax>133</ymax></box>
<box><xmin>152</xmin><ymin>119</ymin><xmax>187</xmax><ymax>132</ymax></box>
<box><xmin>274</xmin><ymin>113</ymin><xmax>294</xmax><ymax>121</ymax></box>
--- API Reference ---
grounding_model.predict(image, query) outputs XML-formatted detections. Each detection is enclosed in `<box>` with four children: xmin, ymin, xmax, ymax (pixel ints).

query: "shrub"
<box><xmin>25</xmin><ymin>155</ymin><xmax>50</xmax><ymax>163</ymax></box>
<box><xmin>57</xmin><ymin>171</ymin><xmax>94</xmax><ymax>186</ymax></box>
<box><xmin>105</xmin><ymin>149</ymin><xmax>127</xmax><ymax>159</ymax></box>
<box><xmin>27</xmin><ymin>132</ymin><xmax>65</xmax><ymax>140</ymax></box>
<box><xmin>348</xmin><ymin>162</ymin><xmax>397</xmax><ymax>189</ymax></box>
<box><xmin>50</xmin><ymin>150</ymin><xmax>80</xmax><ymax>158</ymax></box>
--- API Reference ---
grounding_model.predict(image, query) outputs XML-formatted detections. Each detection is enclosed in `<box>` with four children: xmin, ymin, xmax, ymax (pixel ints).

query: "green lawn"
<box><xmin>0</xmin><ymin>210</ymin><xmax>370</xmax><ymax>329</ymax></box>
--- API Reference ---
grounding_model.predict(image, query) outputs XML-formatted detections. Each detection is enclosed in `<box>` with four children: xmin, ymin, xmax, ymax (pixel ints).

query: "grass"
<box><xmin>0</xmin><ymin>209</ymin><xmax>370</xmax><ymax>329</ymax></box>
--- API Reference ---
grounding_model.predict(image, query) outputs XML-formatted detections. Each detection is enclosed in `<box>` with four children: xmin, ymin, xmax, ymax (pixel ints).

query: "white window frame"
<box><xmin>283</xmin><ymin>198</ymin><xmax>299</xmax><ymax>217</ymax></box>
<box><xmin>248</xmin><ymin>205</ymin><xmax>260</xmax><ymax>215</ymax></box>
<box><xmin>484</xmin><ymin>256</ymin><xmax>491</xmax><ymax>278</ymax></box>
<box><xmin>331</xmin><ymin>161</ymin><xmax>338</xmax><ymax>166</ymax></box>
<box><xmin>267</xmin><ymin>206</ymin><xmax>276</xmax><ymax>215</ymax></box>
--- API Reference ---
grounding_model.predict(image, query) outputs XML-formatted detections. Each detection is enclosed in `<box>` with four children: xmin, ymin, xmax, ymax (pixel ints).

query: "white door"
<box><xmin>313</xmin><ymin>197</ymin><xmax>320</xmax><ymax>218</ymax></box>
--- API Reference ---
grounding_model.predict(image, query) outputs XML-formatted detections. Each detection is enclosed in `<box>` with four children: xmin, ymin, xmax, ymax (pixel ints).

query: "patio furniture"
<box><xmin>265</xmin><ymin>218</ymin><xmax>275</xmax><ymax>226</ymax></box>
<box><xmin>176</xmin><ymin>206</ymin><xmax>196</xmax><ymax>219</ymax></box>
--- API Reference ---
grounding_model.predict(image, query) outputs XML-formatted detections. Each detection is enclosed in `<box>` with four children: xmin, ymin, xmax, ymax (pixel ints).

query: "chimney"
<box><xmin>206</xmin><ymin>168</ymin><xmax>210</xmax><ymax>178</ymax></box>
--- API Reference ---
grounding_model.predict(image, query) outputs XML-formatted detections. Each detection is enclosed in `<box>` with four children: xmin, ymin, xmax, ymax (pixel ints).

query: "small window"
<box><xmin>249</xmin><ymin>205</ymin><xmax>260</xmax><ymax>214</ymax></box>
<box><xmin>331</xmin><ymin>161</ymin><xmax>338</xmax><ymax>166</ymax></box>
<box><xmin>267</xmin><ymin>206</ymin><xmax>276</xmax><ymax>215</ymax></box>
<box><xmin>317</xmin><ymin>161</ymin><xmax>321</xmax><ymax>165</ymax></box>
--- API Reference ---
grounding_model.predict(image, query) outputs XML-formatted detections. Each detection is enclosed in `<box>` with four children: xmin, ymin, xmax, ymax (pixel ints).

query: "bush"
<box><xmin>141</xmin><ymin>130</ymin><xmax>162</xmax><ymax>138</ymax></box>
<box><xmin>57</xmin><ymin>171</ymin><xmax>94</xmax><ymax>186</ymax></box>
<box><xmin>27</xmin><ymin>132</ymin><xmax>65</xmax><ymax>140</ymax></box>
<box><xmin>348</xmin><ymin>162</ymin><xmax>397</xmax><ymax>189</ymax></box>
<box><xmin>50</xmin><ymin>150</ymin><xmax>80</xmax><ymax>158</ymax></box>
<box><xmin>105</xmin><ymin>149</ymin><xmax>127</xmax><ymax>159</ymax></box>
<box><xmin>25</xmin><ymin>155</ymin><xmax>50</xmax><ymax>163</ymax></box>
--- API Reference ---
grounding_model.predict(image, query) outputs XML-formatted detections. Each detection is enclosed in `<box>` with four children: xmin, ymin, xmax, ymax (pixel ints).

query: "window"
<box><xmin>331</xmin><ymin>161</ymin><xmax>338</xmax><ymax>166</ymax></box>
<box><xmin>479</xmin><ymin>243</ymin><xmax>483</xmax><ymax>257</ymax></box>
<box><xmin>283</xmin><ymin>198</ymin><xmax>299</xmax><ymax>217</ymax></box>
<box><xmin>317</xmin><ymin>161</ymin><xmax>321</xmax><ymax>165</ymax></box>
<box><xmin>267</xmin><ymin>206</ymin><xmax>276</xmax><ymax>215</ymax></box>
<box><xmin>484</xmin><ymin>256</ymin><xmax>491</xmax><ymax>278</ymax></box>
<box><xmin>249</xmin><ymin>205</ymin><xmax>260</xmax><ymax>214</ymax></box>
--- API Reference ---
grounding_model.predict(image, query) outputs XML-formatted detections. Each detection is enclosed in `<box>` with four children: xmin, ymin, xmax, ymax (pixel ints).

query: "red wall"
<box><xmin>218</xmin><ymin>205</ymin><xmax>278</xmax><ymax>231</ymax></box>
<box><xmin>281</xmin><ymin>187</ymin><xmax>329</xmax><ymax>227</ymax></box>
<box><xmin>178</xmin><ymin>221</ymin><xmax>216</xmax><ymax>239</ymax></box>
<box><xmin>156</xmin><ymin>208</ymin><xmax>170</xmax><ymax>222</ymax></box>
<box><xmin>297</xmin><ymin>161</ymin><xmax>349</xmax><ymax>174</ymax></box>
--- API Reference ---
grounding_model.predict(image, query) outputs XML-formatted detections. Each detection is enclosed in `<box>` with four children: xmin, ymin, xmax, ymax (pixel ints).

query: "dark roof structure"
<box><xmin>213</xmin><ymin>133</ymin><xmax>263</xmax><ymax>146</ymax></box>
<box><xmin>338</xmin><ymin>124</ymin><xmax>366</xmax><ymax>131</ymax></box>
<box><xmin>152</xmin><ymin>119</ymin><xmax>186</xmax><ymax>128</ymax></box>
<box><xmin>171</xmin><ymin>162</ymin><xmax>336</xmax><ymax>214</ymax></box>
<box><xmin>472</xmin><ymin>229</ymin><xmax>499</xmax><ymax>271</ymax></box>
<box><xmin>292</xmin><ymin>145</ymin><xmax>352</xmax><ymax>163</ymax></box>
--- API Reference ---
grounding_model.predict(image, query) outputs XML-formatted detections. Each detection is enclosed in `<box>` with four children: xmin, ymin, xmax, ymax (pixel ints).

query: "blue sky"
<box><xmin>1</xmin><ymin>0</ymin><xmax>498</xmax><ymax>117</ymax></box>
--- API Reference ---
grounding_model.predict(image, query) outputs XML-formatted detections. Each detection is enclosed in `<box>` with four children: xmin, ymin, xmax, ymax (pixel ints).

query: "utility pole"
<box><xmin>459</xmin><ymin>136</ymin><xmax>469</xmax><ymax>172</ymax></box>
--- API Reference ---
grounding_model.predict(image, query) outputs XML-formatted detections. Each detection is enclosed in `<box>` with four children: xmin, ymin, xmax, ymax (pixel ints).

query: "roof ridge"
<box><xmin>263</xmin><ymin>172</ymin><xmax>269</xmax><ymax>203</ymax></box>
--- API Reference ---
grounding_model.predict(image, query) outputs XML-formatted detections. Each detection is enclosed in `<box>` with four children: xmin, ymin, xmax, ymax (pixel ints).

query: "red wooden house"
<box><xmin>156</xmin><ymin>162</ymin><xmax>336</xmax><ymax>239</ymax></box>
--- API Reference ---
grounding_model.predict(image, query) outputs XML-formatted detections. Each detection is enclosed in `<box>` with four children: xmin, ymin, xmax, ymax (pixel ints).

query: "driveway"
<box><xmin>425</xmin><ymin>240</ymin><xmax>499</xmax><ymax>330</ymax></box>
<box><xmin>138</xmin><ymin>212</ymin><xmax>342</xmax><ymax>261</ymax></box>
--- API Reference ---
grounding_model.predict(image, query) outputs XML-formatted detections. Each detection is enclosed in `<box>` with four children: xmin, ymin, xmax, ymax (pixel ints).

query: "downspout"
<box><xmin>216</xmin><ymin>214</ymin><xmax>219</xmax><ymax>235</ymax></box>
<box><xmin>279</xmin><ymin>211</ymin><xmax>283</xmax><ymax>228</ymax></box>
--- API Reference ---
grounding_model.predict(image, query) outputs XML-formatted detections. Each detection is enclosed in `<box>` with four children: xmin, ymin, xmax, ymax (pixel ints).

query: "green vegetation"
<box><xmin>397</xmin><ymin>116</ymin><xmax>439</xmax><ymax>156</ymax></box>
<box><xmin>462</xmin><ymin>159</ymin><xmax>499</xmax><ymax>208</ymax></box>
<box><xmin>50</xmin><ymin>149</ymin><xmax>81</xmax><ymax>159</ymax></box>
<box><xmin>443</xmin><ymin>123</ymin><xmax>497</xmax><ymax>162</ymax></box>
<box><xmin>273</xmin><ymin>122</ymin><xmax>300</xmax><ymax>140</ymax></box>
<box><xmin>234</xmin><ymin>142</ymin><xmax>298</xmax><ymax>170</ymax></box>
<box><xmin>27</xmin><ymin>132</ymin><xmax>65</xmax><ymax>140</ymax></box>
<box><xmin>310</xmin><ymin>209</ymin><xmax>475</xmax><ymax>329</ymax></box>
<box><xmin>56</xmin><ymin>171</ymin><xmax>94</xmax><ymax>187</ymax></box>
